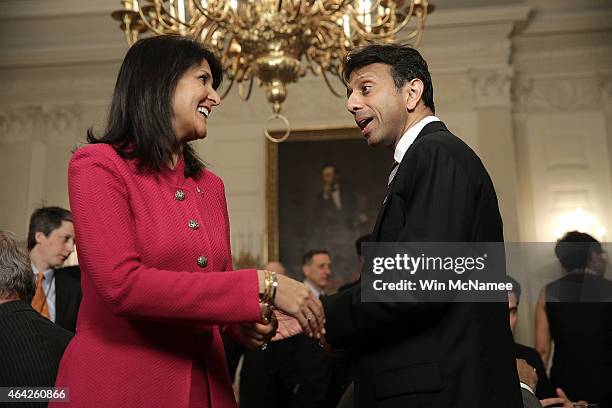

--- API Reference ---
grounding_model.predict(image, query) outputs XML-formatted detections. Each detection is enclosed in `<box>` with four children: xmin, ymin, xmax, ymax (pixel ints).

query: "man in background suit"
<box><xmin>287</xmin><ymin>250</ymin><xmax>345</xmax><ymax>408</ymax></box>
<box><xmin>28</xmin><ymin>206</ymin><xmax>81</xmax><ymax>332</ymax></box>
<box><xmin>508</xmin><ymin>276</ymin><xmax>555</xmax><ymax>401</ymax></box>
<box><xmin>322</xmin><ymin>44</ymin><xmax>522</xmax><ymax>407</ymax></box>
<box><xmin>0</xmin><ymin>230</ymin><xmax>73</xmax><ymax>392</ymax></box>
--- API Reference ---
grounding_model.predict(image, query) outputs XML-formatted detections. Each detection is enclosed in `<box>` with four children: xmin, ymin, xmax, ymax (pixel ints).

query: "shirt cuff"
<box><xmin>520</xmin><ymin>382</ymin><xmax>534</xmax><ymax>395</ymax></box>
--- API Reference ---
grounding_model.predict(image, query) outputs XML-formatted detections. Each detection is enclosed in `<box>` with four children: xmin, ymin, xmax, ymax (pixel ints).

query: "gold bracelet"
<box><xmin>263</xmin><ymin>270</ymin><xmax>270</xmax><ymax>303</ymax></box>
<box><xmin>270</xmin><ymin>271</ymin><xmax>278</xmax><ymax>302</ymax></box>
<box><xmin>261</xmin><ymin>270</ymin><xmax>275</xmax><ymax>304</ymax></box>
<box><xmin>260</xmin><ymin>301</ymin><xmax>272</xmax><ymax>323</ymax></box>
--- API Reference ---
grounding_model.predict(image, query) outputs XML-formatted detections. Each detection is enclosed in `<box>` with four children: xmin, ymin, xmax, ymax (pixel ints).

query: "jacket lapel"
<box><xmin>371</xmin><ymin>121</ymin><xmax>448</xmax><ymax>241</ymax></box>
<box><xmin>54</xmin><ymin>271</ymin><xmax>67</xmax><ymax>326</ymax></box>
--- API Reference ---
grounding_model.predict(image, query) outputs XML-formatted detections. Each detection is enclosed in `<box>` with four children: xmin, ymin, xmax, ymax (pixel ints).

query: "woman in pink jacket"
<box><xmin>51</xmin><ymin>35</ymin><xmax>323</xmax><ymax>408</ymax></box>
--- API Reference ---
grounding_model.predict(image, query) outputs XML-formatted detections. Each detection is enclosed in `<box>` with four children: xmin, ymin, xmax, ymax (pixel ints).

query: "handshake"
<box><xmin>231</xmin><ymin>269</ymin><xmax>327</xmax><ymax>351</ymax></box>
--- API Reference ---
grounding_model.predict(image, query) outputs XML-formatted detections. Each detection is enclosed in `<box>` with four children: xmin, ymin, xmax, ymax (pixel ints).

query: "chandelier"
<box><xmin>112</xmin><ymin>0</ymin><xmax>434</xmax><ymax>142</ymax></box>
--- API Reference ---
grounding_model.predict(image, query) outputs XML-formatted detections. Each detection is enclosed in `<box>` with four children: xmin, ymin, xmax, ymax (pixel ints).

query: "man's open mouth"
<box><xmin>357</xmin><ymin>117</ymin><xmax>373</xmax><ymax>130</ymax></box>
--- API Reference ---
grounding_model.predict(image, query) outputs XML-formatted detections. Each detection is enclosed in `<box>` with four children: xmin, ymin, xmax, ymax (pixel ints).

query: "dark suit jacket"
<box><xmin>323</xmin><ymin>121</ymin><xmax>522</xmax><ymax>407</ymax></box>
<box><xmin>284</xmin><ymin>334</ymin><xmax>346</xmax><ymax>408</ymax></box>
<box><xmin>0</xmin><ymin>300</ymin><xmax>73</xmax><ymax>400</ymax></box>
<box><xmin>226</xmin><ymin>338</ymin><xmax>295</xmax><ymax>408</ymax></box>
<box><xmin>54</xmin><ymin>265</ymin><xmax>81</xmax><ymax>332</ymax></box>
<box><xmin>515</xmin><ymin>342</ymin><xmax>555</xmax><ymax>400</ymax></box>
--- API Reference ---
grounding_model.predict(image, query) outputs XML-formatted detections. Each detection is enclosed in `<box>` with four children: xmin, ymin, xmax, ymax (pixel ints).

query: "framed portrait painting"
<box><xmin>266</xmin><ymin>127</ymin><xmax>393</xmax><ymax>289</ymax></box>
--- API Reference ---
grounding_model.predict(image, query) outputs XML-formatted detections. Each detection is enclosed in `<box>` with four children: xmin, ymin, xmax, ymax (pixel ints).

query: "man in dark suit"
<box><xmin>28</xmin><ymin>206</ymin><xmax>81</xmax><ymax>332</ymax></box>
<box><xmin>285</xmin><ymin>250</ymin><xmax>346</xmax><ymax>408</ymax></box>
<box><xmin>508</xmin><ymin>276</ymin><xmax>555</xmax><ymax>401</ymax></box>
<box><xmin>321</xmin><ymin>44</ymin><xmax>522</xmax><ymax>407</ymax></box>
<box><xmin>0</xmin><ymin>231</ymin><xmax>73</xmax><ymax>393</ymax></box>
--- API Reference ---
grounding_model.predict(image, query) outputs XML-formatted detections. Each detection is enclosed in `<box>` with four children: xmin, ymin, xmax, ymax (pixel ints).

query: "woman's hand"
<box><xmin>259</xmin><ymin>272</ymin><xmax>324</xmax><ymax>338</ymax></box>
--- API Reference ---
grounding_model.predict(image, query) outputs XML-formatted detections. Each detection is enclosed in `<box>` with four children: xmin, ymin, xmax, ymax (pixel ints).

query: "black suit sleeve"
<box><xmin>222</xmin><ymin>336</ymin><xmax>244</xmax><ymax>381</ymax></box>
<box><xmin>526</xmin><ymin>346</ymin><xmax>555</xmax><ymax>400</ymax></box>
<box><xmin>324</xmin><ymin>141</ymin><xmax>479</xmax><ymax>348</ymax></box>
<box><xmin>55</xmin><ymin>266</ymin><xmax>82</xmax><ymax>332</ymax></box>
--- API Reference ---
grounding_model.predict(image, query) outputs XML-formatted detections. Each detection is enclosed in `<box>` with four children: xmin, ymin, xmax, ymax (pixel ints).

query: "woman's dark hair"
<box><xmin>554</xmin><ymin>231</ymin><xmax>603</xmax><ymax>273</ymax></box>
<box><xmin>87</xmin><ymin>35</ymin><xmax>223</xmax><ymax>178</ymax></box>
<box><xmin>342</xmin><ymin>44</ymin><xmax>435</xmax><ymax>114</ymax></box>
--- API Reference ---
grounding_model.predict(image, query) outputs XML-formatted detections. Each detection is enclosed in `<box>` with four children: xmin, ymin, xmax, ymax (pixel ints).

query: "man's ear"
<box><xmin>34</xmin><ymin>231</ymin><xmax>46</xmax><ymax>245</ymax></box>
<box><xmin>405</xmin><ymin>78</ymin><xmax>425</xmax><ymax>111</ymax></box>
<box><xmin>302</xmin><ymin>264</ymin><xmax>309</xmax><ymax>278</ymax></box>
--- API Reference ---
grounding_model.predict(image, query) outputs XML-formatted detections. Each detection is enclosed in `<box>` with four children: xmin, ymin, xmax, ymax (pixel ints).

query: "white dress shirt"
<box><xmin>389</xmin><ymin>115</ymin><xmax>440</xmax><ymax>184</ymax></box>
<box><xmin>304</xmin><ymin>280</ymin><xmax>323</xmax><ymax>299</ymax></box>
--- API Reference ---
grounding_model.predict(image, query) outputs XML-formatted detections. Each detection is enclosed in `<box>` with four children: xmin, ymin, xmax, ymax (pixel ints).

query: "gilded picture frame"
<box><xmin>266</xmin><ymin>127</ymin><xmax>391</xmax><ymax>288</ymax></box>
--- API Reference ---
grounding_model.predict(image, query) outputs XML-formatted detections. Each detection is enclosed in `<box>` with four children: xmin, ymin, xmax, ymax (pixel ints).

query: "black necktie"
<box><xmin>388</xmin><ymin>161</ymin><xmax>399</xmax><ymax>185</ymax></box>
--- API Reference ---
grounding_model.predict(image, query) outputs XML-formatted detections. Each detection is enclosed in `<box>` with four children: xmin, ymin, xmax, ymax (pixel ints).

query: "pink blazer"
<box><xmin>51</xmin><ymin>144</ymin><xmax>260</xmax><ymax>407</ymax></box>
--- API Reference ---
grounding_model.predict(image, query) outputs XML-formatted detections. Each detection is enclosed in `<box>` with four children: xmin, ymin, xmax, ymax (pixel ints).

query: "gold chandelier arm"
<box><xmin>219</xmin><ymin>74</ymin><xmax>235</xmax><ymax>99</ymax></box>
<box><xmin>348</xmin><ymin>1</ymin><xmax>427</xmax><ymax>41</ymax></box>
<box><xmin>238</xmin><ymin>75</ymin><xmax>255</xmax><ymax>101</ymax></box>
<box><xmin>321</xmin><ymin>66</ymin><xmax>345</xmax><ymax>98</ymax></box>
<box><xmin>192</xmin><ymin>0</ymin><xmax>233</xmax><ymax>24</ymax></box>
<box><xmin>286</xmin><ymin>0</ymin><xmax>303</xmax><ymax>23</ymax></box>
<box><xmin>155</xmin><ymin>8</ymin><xmax>194</xmax><ymax>32</ymax></box>
<box><xmin>197</xmin><ymin>20</ymin><xmax>223</xmax><ymax>44</ymax></box>
<box><xmin>351</xmin><ymin>0</ymin><xmax>394</xmax><ymax>31</ymax></box>
<box><xmin>312</xmin><ymin>23</ymin><xmax>342</xmax><ymax>50</ymax></box>
<box><xmin>309</xmin><ymin>0</ymin><xmax>349</xmax><ymax>17</ymax></box>
<box><xmin>350</xmin><ymin>15</ymin><xmax>417</xmax><ymax>40</ymax></box>
<box><xmin>397</xmin><ymin>14</ymin><xmax>426</xmax><ymax>46</ymax></box>
<box><xmin>135</xmin><ymin>5</ymin><xmax>165</xmax><ymax>35</ymax></box>
<box><xmin>149</xmin><ymin>2</ymin><xmax>180</xmax><ymax>32</ymax></box>
<box><xmin>304</xmin><ymin>50</ymin><xmax>323</xmax><ymax>76</ymax></box>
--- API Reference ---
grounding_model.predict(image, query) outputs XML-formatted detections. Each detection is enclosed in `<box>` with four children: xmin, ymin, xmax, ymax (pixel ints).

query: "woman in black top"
<box><xmin>535</xmin><ymin>231</ymin><xmax>612</xmax><ymax>407</ymax></box>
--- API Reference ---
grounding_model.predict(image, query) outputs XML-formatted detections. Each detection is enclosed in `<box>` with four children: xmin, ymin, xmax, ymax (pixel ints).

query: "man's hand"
<box><xmin>540</xmin><ymin>388</ymin><xmax>586</xmax><ymax>408</ymax></box>
<box><xmin>234</xmin><ymin>319</ymin><xmax>278</xmax><ymax>350</ymax></box>
<box><xmin>272</xmin><ymin>310</ymin><xmax>304</xmax><ymax>340</ymax></box>
<box><xmin>516</xmin><ymin>359</ymin><xmax>538</xmax><ymax>391</ymax></box>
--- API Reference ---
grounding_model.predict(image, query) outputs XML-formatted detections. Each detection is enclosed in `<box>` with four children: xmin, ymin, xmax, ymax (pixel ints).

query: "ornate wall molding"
<box><xmin>513</xmin><ymin>74</ymin><xmax>611</xmax><ymax>113</ymax></box>
<box><xmin>598</xmin><ymin>73</ymin><xmax>612</xmax><ymax>111</ymax></box>
<box><xmin>0</xmin><ymin>106</ymin><xmax>37</xmax><ymax>144</ymax></box>
<box><xmin>468</xmin><ymin>68</ymin><xmax>514</xmax><ymax>109</ymax></box>
<box><xmin>0</xmin><ymin>104</ymin><xmax>81</xmax><ymax>145</ymax></box>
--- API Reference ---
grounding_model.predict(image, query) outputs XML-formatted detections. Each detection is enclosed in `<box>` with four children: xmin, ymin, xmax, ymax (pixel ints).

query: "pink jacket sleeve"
<box><xmin>68</xmin><ymin>146</ymin><xmax>260</xmax><ymax>325</ymax></box>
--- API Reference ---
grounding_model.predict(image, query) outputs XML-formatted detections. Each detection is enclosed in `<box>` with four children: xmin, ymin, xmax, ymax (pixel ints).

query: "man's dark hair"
<box><xmin>342</xmin><ymin>44</ymin><xmax>435</xmax><ymax>114</ymax></box>
<box><xmin>27</xmin><ymin>207</ymin><xmax>73</xmax><ymax>251</ymax></box>
<box><xmin>554</xmin><ymin>231</ymin><xmax>602</xmax><ymax>273</ymax></box>
<box><xmin>355</xmin><ymin>234</ymin><xmax>371</xmax><ymax>258</ymax></box>
<box><xmin>87</xmin><ymin>35</ymin><xmax>223</xmax><ymax>178</ymax></box>
<box><xmin>302</xmin><ymin>249</ymin><xmax>330</xmax><ymax>266</ymax></box>
<box><xmin>507</xmin><ymin>276</ymin><xmax>521</xmax><ymax>304</ymax></box>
